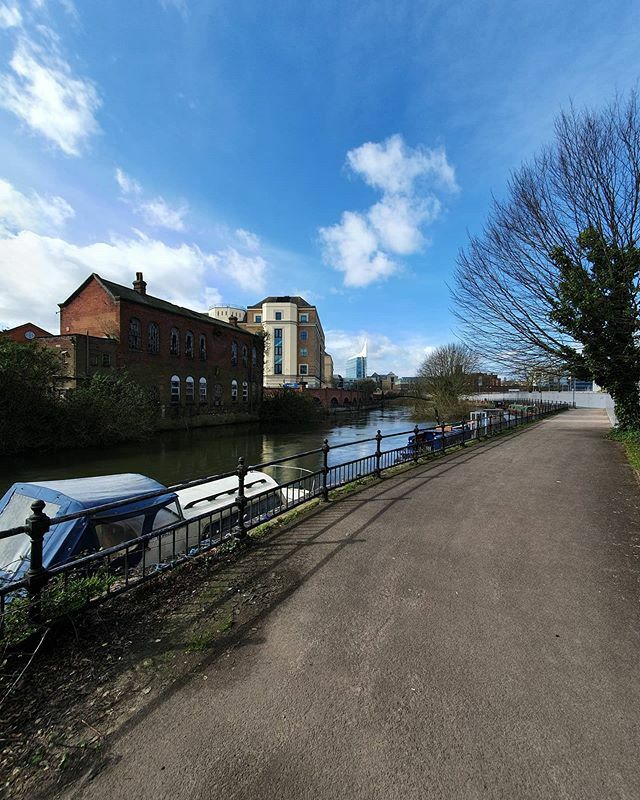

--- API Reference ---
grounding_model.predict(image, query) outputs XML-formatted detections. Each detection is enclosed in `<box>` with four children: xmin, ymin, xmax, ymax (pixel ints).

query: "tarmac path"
<box><xmin>66</xmin><ymin>409</ymin><xmax>640</xmax><ymax>800</ymax></box>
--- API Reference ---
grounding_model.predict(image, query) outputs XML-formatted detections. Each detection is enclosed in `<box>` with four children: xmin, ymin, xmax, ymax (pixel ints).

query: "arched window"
<box><xmin>199</xmin><ymin>334</ymin><xmax>207</xmax><ymax>360</ymax></box>
<box><xmin>242</xmin><ymin>381</ymin><xmax>249</xmax><ymax>402</ymax></box>
<box><xmin>128</xmin><ymin>318</ymin><xmax>141</xmax><ymax>350</ymax></box>
<box><xmin>148</xmin><ymin>322</ymin><xmax>160</xmax><ymax>353</ymax></box>
<box><xmin>252</xmin><ymin>345</ymin><xmax>257</xmax><ymax>367</ymax></box>
<box><xmin>185</xmin><ymin>331</ymin><xmax>194</xmax><ymax>358</ymax></box>
<box><xmin>231</xmin><ymin>379</ymin><xmax>238</xmax><ymax>403</ymax></box>
<box><xmin>186</xmin><ymin>376</ymin><xmax>195</xmax><ymax>402</ymax></box>
<box><xmin>199</xmin><ymin>377</ymin><xmax>207</xmax><ymax>402</ymax></box>
<box><xmin>231</xmin><ymin>340</ymin><xmax>238</xmax><ymax>366</ymax></box>
<box><xmin>170</xmin><ymin>327</ymin><xmax>180</xmax><ymax>356</ymax></box>
<box><xmin>214</xmin><ymin>383</ymin><xmax>223</xmax><ymax>406</ymax></box>
<box><xmin>242</xmin><ymin>344</ymin><xmax>248</xmax><ymax>367</ymax></box>
<box><xmin>170</xmin><ymin>375</ymin><xmax>180</xmax><ymax>402</ymax></box>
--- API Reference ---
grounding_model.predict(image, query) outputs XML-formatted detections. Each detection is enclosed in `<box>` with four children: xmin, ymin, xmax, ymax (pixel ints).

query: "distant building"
<box><xmin>212</xmin><ymin>295</ymin><xmax>331</xmax><ymax>389</ymax></box>
<box><xmin>396</xmin><ymin>376</ymin><xmax>419</xmax><ymax>392</ymax></box>
<box><xmin>1</xmin><ymin>322</ymin><xmax>53</xmax><ymax>343</ymax></box>
<box><xmin>346</xmin><ymin>341</ymin><xmax>367</xmax><ymax>380</ymax></box>
<box><xmin>469</xmin><ymin>372</ymin><xmax>502</xmax><ymax>393</ymax></box>
<box><xmin>59</xmin><ymin>272</ymin><xmax>263</xmax><ymax>415</ymax></box>
<box><xmin>370</xmin><ymin>371</ymin><xmax>397</xmax><ymax>391</ymax></box>
<box><xmin>323</xmin><ymin>353</ymin><xmax>334</xmax><ymax>386</ymax></box>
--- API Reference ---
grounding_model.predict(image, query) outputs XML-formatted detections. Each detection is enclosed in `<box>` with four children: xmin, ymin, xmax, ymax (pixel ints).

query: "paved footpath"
<box><xmin>67</xmin><ymin>410</ymin><xmax>640</xmax><ymax>800</ymax></box>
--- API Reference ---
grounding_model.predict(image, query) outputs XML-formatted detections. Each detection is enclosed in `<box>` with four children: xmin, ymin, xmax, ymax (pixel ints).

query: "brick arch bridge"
<box><xmin>301</xmin><ymin>388</ymin><xmax>370</xmax><ymax>409</ymax></box>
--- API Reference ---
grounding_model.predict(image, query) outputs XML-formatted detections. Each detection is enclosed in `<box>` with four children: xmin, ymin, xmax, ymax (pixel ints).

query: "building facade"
<box><xmin>38</xmin><ymin>334</ymin><xmax>118</xmax><ymax>392</ymax></box>
<box><xmin>370</xmin><ymin>371</ymin><xmax>397</xmax><ymax>391</ymax></box>
<box><xmin>59</xmin><ymin>272</ymin><xmax>263</xmax><ymax>417</ymax></box>
<box><xmin>212</xmin><ymin>295</ymin><xmax>331</xmax><ymax>389</ymax></box>
<box><xmin>345</xmin><ymin>341</ymin><xmax>367</xmax><ymax>381</ymax></box>
<box><xmin>1</xmin><ymin>322</ymin><xmax>53</xmax><ymax>343</ymax></box>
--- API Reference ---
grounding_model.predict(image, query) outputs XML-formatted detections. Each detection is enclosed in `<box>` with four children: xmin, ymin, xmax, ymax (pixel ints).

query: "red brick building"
<box><xmin>1</xmin><ymin>322</ymin><xmax>53</xmax><ymax>343</ymax></box>
<box><xmin>59</xmin><ymin>272</ymin><xmax>263</xmax><ymax>420</ymax></box>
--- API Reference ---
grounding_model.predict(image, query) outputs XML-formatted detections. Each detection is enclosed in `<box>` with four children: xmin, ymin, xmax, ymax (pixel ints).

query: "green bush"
<box><xmin>261</xmin><ymin>389</ymin><xmax>325</xmax><ymax>425</ymax></box>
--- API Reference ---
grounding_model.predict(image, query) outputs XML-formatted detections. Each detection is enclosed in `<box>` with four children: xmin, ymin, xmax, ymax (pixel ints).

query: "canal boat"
<box><xmin>0</xmin><ymin>469</ymin><xmax>303</xmax><ymax>585</ymax></box>
<box><xmin>396</xmin><ymin>422</ymin><xmax>474</xmax><ymax>461</ymax></box>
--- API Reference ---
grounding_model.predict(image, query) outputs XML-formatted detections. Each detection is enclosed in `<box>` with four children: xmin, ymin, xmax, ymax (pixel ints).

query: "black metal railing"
<box><xmin>0</xmin><ymin>400</ymin><xmax>569</xmax><ymax>642</ymax></box>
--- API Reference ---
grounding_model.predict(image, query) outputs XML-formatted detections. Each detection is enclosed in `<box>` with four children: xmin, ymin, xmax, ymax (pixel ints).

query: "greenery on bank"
<box><xmin>608</xmin><ymin>428</ymin><xmax>640</xmax><ymax>474</ymax></box>
<box><xmin>260</xmin><ymin>388</ymin><xmax>325</xmax><ymax>425</ymax></box>
<box><xmin>0</xmin><ymin>339</ymin><xmax>156</xmax><ymax>455</ymax></box>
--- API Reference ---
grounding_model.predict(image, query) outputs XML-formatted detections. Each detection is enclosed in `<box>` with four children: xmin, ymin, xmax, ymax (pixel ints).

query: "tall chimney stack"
<box><xmin>133</xmin><ymin>272</ymin><xmax>147</xmax><ymax>295</ymax></box>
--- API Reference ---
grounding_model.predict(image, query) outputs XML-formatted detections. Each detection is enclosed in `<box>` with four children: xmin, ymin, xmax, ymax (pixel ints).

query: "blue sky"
<box><xmin>0</xmin><ymin>0</ymin><xmax>638</xmax><ymax>375</ymax></box>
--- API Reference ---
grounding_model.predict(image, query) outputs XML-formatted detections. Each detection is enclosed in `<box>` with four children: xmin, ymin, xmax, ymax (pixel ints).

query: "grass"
<box><xmin>185</xmin><ymin>613</ymin><xmax>234</xmax><ymax>652</ymax></box>
<box><xmin>608</xmin><ymin>428</ymin><xmax>640</xmax><ymax>473</ymax></box>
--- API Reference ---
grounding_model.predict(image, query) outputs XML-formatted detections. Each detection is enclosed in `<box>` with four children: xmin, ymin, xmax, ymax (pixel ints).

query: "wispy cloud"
<box><xmin>319</xmin><ymin>134</ymin><xmax>457</xmax><ymax>288</ymax></box>
<box><xmin>0</xmin><ymin>33</ymin><xmax>100</xmax><ymax>156</ymax></box>
<box><xmin>0</xmin><ymin>177</ymin><xmax>74</xmax><ymax>235</ymax></box>
<box><xmin>115</xmin><ymin>167</ymin><xmax>187</xmax><ymax>232</ymax></box>
<box><xmin>0</xmin><ymin>4</ymin><xmax>21</xmax><ymax>28</ymax></box>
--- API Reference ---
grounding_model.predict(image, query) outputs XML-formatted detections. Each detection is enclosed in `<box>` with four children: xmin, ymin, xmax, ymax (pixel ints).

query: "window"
<box><xmin>300</xmin><ymin>348</ymin><xmax>308</xmax><ymax>357</ymax></box>
<box><xmin>300</xmin><ymin>330</ymin><xmax>308</xmax><ymax>341</ymax></box>
<box><xmin>148</xmin><ymin>322</ymin><xmax>160</xmax><ymax>353</ymax></box>
<box><xmin>252</xmin><ymin>345</ymin><xmax>257</xmax><ymax>367</ymax></box>
<box><xmin>273</xmin><ymin>327</ymin><xmax>283</xmax><ymax>375</ymax></box>
<box><xmin>102</xmin><ymin>352</ymin><xmax>111</xmax><ymax>367</ymax></box>
<box><xmin>231</xmin><ymin>340</ymin><xmax>238</xmax><ymax>366</ymax></box>
<box><xmin>170</xmin><ymin>375</ymin><xmax>180</xmax><ymax>402</ymax></box>
<box><xmin>199</xmin><ymin>334</ymin><xmax>207</xmax><ymax>360</ymax></box>
<box><xmin>254</xmin><ymin>314</ymin><xmax>262</xmax><ymax>323</ymax></box>
<box><xmin>128</xmin><ymin>317</ymin><xmax>141</xmax><ymax>350</ymax></box>
<box><xmin>170</xmin><ymin>327</ymin><xmax>180</xmax><ymax>355</ymax></box>
<box><xmin>242</xmin><ymin>381</ymin><xmax>249</xmax><ymax>402</ymax></box>
<box><xmin>275</xmin><ymin>311</ymin><xmax>282</xmax><ymax>320</ymax></box>
<box><xmin>214</xmin><ymin>382</ymin><xmax>223</xmax><ymax>406</ymax></box>
<box><xmin>242</xmin><ymin>344</ymin><xmax>248</xmax><ymax>367</ymax></box>
<box><xmin>199</xmin><ymin>377</ymin><xmax>207</xmax><ymax>402</ymax></box>
<box><xmin>231</xmin><ymin>379</ymin><xmax>238</xmax><ymax>402</ymax></box>
<box><xmin>90</xmin><ymin>354</ymin><xmax>99</xmax><ymax>367</ymax></box>
<box><xmin>186</xmin><ymin>376</ymin><xmax>195</xmax><ymax>402</ymax></box>
<box><xmin>299</xmin><ymin>364</ymin><xmax>308</xmax><ymax>375</ymax></box>
<box><xmin>300</xmin><ymin>313</ymin><xmax>309</xmax><ymax>322</ymax></box>
<box><xmin>185</xmin><ymin>331</ymin><xmax>194</xmax><ymax>358</ymax></box>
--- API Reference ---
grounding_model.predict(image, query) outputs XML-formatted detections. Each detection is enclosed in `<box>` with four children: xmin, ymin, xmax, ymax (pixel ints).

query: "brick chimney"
<box><xmin>229</xmin><ymin>314</ymin><xmax>238</xmax><ymax>326</ymax></box>
<box><xmin>133</xmin><ymin>272</ymin><xmax>147</xmax><ymax>295</ymax></box>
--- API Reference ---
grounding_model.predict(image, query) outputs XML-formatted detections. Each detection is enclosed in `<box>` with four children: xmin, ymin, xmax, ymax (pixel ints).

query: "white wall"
<box><xmin>470</xmin><ymin>391</ymin><xmax>617</xmax><ymax>426</ymax></box>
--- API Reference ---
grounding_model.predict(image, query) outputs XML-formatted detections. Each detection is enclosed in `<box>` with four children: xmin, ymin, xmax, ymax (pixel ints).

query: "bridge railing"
<box><xmin>0</xmin><ymin>400</ymin><xmax>569</xmax><ymax>644</ymax></box>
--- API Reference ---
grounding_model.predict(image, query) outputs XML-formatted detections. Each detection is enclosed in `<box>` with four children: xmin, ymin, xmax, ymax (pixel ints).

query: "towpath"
<box><xmin>66</xmin><ymin>409</ymin><xmax>640</xmax><ymax>800</ymax></box>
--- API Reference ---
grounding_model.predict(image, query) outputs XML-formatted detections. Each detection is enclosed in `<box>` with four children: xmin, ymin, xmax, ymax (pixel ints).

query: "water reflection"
<box><xmin>0</xmin><ymin>406</ymin><xmax>431</xmax><ymax>495</ymax></box>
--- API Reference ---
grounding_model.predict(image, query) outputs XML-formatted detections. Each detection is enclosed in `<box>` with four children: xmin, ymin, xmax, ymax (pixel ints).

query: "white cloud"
<box><xmin>320</xmin><ymin>210</ymin><xmax>396</xmax><ymax>288</ymax></box>
<box><xmin>326</xmin><ymin>328</ymin><xmax>437</xmax><ymax>377</ymax></box>
<box><xmin>115</xmin><ymin>167</ymin><xmax>188</xmax><ymax>232</ymax></box>
<box><xmin>235</xmin><ymin>228</ymin><xmax>260</xmax><ymax>251</ymax></box>
<box><xmin>0</xmin><ymin>228</ymin><xmax>268</xmax><ymax>330</ymax></box>
<box><xmin>140</xmin><ymin>198</ymin><xmax>187</xmax><ymax>232</ymax></box>
<box><xmin>0</xmin><ymin>35</ymin><xmax>101</xmax><ymax>156</ymax></box>
<box><xmin>209</xmin><ymin>247</ymin><xmax>267</xmax><ymax>292</ymax></box>
<box><xmin>0</xmin><ymin>177</ymin><xmax>74</xmax><ymax>235</ymax></box>
<box><xmin>0</xmin><ymin>4</ymin><xmax>21</xmax><ymax>28</ymax></box>
<box><xmin>115</xmin><ymin>168</ymin><xmax>141</xmax><ymax>197</ymax></box>
<box><xmin>320</xmin><ymin>134</ymin><xmax>457</xmax><ymax>288</ymax></box>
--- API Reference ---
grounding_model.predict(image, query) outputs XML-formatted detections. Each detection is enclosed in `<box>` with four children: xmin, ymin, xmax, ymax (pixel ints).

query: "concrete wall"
<box><xmin>470</xmin><ymin>391</ymin><xmax>617</xmax><ymax>426</ymax></box>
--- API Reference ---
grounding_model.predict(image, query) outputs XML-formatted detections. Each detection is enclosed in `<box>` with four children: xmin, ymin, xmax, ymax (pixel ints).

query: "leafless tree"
<box><xmin>417</xmin><ymin>343</ymin><xmax>479</xmax><ymax>419</ymax></box>
<box><xmin>452</xmin><ymin>93</ymin><xmax>640</xmax><ymax>417</ymax></box>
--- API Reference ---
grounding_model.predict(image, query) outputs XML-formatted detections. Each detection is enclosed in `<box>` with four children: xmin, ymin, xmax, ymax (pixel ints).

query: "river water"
<box><xmin>0</xmin><ymin>406</ymin><xmax>431</xmax><ymax>496</ymax></box>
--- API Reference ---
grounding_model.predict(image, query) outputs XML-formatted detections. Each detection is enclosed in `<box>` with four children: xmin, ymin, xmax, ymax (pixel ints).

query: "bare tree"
<box><xmin>452</xmin><ymin>93</ymin><xmax>640</xmax><ymax>427</ymax></box>
<box><xmin>417</xmin><ymin>343</ymin><xmax>479</xmax><ymax>419</ymax></box>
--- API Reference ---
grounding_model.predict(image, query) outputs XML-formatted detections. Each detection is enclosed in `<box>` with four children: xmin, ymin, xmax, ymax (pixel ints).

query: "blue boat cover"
<box><xmin>0</xmin><ymin>474</ymin><xmax>177</xmax><ymax>583</ymax></box>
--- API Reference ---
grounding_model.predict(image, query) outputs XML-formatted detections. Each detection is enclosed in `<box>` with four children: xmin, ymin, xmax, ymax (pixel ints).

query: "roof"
<box><xmin>60</xmin><ymin>274</ymin><xmax>257</xmax><ymax>336</ymax></box>
<box><xmin>1</xmin><ymin>322</ymin><xmax>54</xmax><ymax>337</ymax></box>
<box><xmin>246</xmin><ymin>295</ymin><xmax>314</xmax><ymax>309</ymax></box>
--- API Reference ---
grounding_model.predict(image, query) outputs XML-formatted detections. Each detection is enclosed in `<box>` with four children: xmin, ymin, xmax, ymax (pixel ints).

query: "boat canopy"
<box><xmin>0</xmin><ymin>474</ymin><xmax>177</xmax><ymax>584</ymax></box>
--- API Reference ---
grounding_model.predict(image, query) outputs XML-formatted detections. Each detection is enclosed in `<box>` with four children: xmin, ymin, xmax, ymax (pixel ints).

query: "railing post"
<box><xmin>461</xmin><ymin>418</ymin><xmax>466</xmax><ymax>447</ymax></box>
<box><xmin>413</xmin><ymin>425</ymin><xmax>420</xmax><ymax>463</ymax></box>
<box><xmin>26</xmin><ymin>499</ymin><xmax>50</xmax><ymax>622</ymax></box>
<box><xmin>375</xmin><ymin>430</ymin><xmax>383</xmax><ymax>478</ymax></box>
<box><xmin>440</xmin><ymin>421</ymin><xmax>446</xmax><ymax>455</ymax></box>
<box><xmin>322</xmin><ymin>439</ymin><xmax>330</xmax><ymax>501</ymax></box>
<box><xmin>234</xmin><ymin>457</ymin><xmax>248</xmax><ymax>541</ymax></box>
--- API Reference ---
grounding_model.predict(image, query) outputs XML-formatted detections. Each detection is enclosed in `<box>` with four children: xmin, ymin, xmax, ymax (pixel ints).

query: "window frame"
<box><xmin>170</xmin><ymin>327</ymin><xmax>180</xmax><ymax>356</ymax></box>
<box><xmin>170</xmin><ymin>375</ymin><xmax>181</xmax><ymax>403</ymax></box>
<box><xmin>128</xmin><ymin>317</ymin><xmax>141</xmax><ymax>351</ymax></box>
